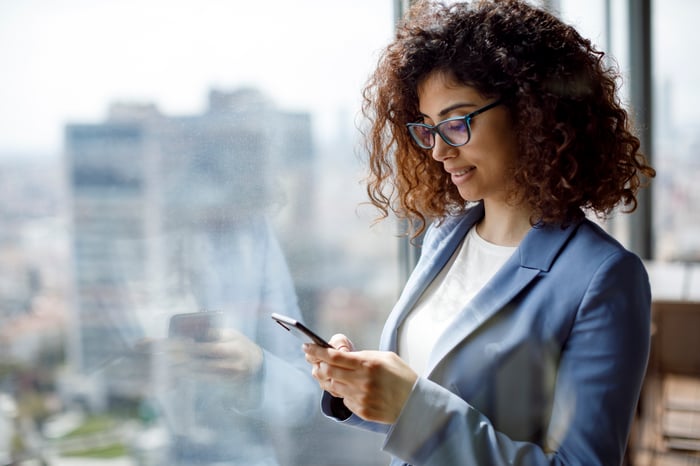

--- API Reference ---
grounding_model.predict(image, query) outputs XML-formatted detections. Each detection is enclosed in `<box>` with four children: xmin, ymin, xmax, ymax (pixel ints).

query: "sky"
<box><xmin>0</xmin><ymin>0</ymin><xmax>394</xmax><ymax>156</ymax></box>
<box><xmin>1</xmin><ymin>0</ymin><xmax>698</xmax><ymax>157</ymax></box>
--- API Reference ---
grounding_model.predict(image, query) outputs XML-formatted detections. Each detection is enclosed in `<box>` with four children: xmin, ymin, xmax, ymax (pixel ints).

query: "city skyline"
<box><xmin>0</xmin><ymin>0</ymin><xmax>394</xmax><ymax>155</ymax></box>
<box><xmin>0</xmin><ymin>80</ymin><xmax>396</xmax><ymax>465</ymax></box>
<box><xmin>2</xmin><ymin>1</ymin><xmax>699</xmax><ymax>157</ymax></box>
<box><xmin>0</xmin><ymin>2</ymin><xmax>699</xmax><ymax>462</ymax></box>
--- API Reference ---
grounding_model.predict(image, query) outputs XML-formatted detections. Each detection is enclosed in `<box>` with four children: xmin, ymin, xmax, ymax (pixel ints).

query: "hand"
<box><xmin>303</xmin><ymin>333</ymin><xmax>354</xmax><ymax>385</ymax></box>
<box><xmin>169</xmin><ymin>328</ymin><xmax>264</xmax><ymax>382</ymax></box>
<box><xmin>303</xmin><ymin>336</ymin><xmax>418</xmax><ymax>424</ymax></box>
<box><xmin>303</xmin><ymin>333</ymin><xmax>354</xmax><ymax>372</ymax></box>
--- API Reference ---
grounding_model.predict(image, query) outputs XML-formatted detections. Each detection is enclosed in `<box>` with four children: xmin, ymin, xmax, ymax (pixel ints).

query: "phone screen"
<box><xmin>271</xmin><ymin>313</ymin><xmax>332</xmax><ymax>348</ymax></box>
<box><xmin>168</xmin><ymin>311</ymin><xmax>223</xmax><ymax>342</ymax></box>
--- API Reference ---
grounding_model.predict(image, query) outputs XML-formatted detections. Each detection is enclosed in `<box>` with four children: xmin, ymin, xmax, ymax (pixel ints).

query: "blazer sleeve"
<box><xmin>381</xmin><ymin>250</ymin><xmax>651</xmax><ymax>466</ymax></box>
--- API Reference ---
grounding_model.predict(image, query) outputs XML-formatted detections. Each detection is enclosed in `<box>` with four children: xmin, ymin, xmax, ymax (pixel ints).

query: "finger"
<box><xmin>309</xmin><ymin>360</ymin><xmax>351</xmax><ymax>399</ymax></box>
<box><xmin>304</xmin><ymin>351</ymin><xmax>321</xmax><ymax>365</ymax></box>
<box><xmin>311</xmin><ymin>362</ymin><xmax>325</xmax><ymax>383</ymax></box>
<box><xmin>196</xmin><ymin>359</ymin><xmax>246</xmax><ymax>377</ymax></box>
<box><xmin>311</xmin><ymin>364</ymin><xmax>342</xmax><ymax>398</ymax></box>
<box><xmin>313</xmin><ymin>361</ymin><xmax>338</xmax><ymax>382</ymax></box>
<box><xmin>189</xmin><ymin>342</ymin><xmax>233</xmax><ymax>359</ymax></box>
<box><xmin>320</xmin><ymin>376</ymin><xmax>351</xmax><ymax>399</ymax></box>
<box><xmin>303</xmin><ymin>345</ymin><xmax>362</xmax><ymax>370</ymax></box>
<box><xmin>329</xmin><ymin>334</ymin><xmax>354</xmax><ymax>352</ymax></box>
<box><xmin>133</xmin><ymin>337</ymin><xmax>159</xmax><ymax>353</ymax></box>
<box><xmin>162</xmin><ymin>339</ymin><xmax>193</xmax><ymax>363</ymax></box>
<box><xmin>322</xmin><ymin>348</ymin><xmax>364</xmax><ymax>370</ymax></box>
<box><xmin>316</xmin><ymin>361</ymin><xmax>360</xmax><ymax>388</ymax></box>
<box><xmin>213</xmin><ymin>327</ymin><xmax>243</xmax><ymax>340</ymax></box>
<box><xmin>312</xmin><ymin>361</ymin><xmax>331</xmax><ymax>381</ymax></box>
<box><xmin>302</xmin><ymin>343</ymin><xmax>331</xmax><ymax>359</ymax></box>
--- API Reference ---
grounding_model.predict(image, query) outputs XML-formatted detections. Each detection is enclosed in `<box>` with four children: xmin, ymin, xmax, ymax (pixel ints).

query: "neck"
<box><xmin>476</xmin><ymin>200</ymin><xmax>534</xmax><ymax>247</ymax></box>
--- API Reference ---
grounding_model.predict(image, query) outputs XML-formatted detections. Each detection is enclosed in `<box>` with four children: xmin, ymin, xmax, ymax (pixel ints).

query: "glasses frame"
<box><xmin>406</xmin><ymin>99</ymin><xmax>503</xmax><ymax>150</ymax></box>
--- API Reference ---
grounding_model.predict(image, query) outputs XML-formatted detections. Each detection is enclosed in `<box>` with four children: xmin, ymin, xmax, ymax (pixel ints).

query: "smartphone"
<box><xmin>271</xmin><ymin>313</ymin><xmax>332</xmax><ymax>348</ymax></box>
<box><xmin>168</xmin><ymin>310</ymin><xmax>223</xmax><ymax>342</ymax></box>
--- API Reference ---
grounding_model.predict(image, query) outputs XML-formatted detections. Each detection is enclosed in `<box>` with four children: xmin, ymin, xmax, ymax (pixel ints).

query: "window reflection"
<box><xmin>64</xmin><ymin>89</ymin><xmax>320</xmax><ymax>465</ymax></box>
<box><xmin>2</xmin><ymin>0</ymin><xmax>697</xmax><ymax>463</ymax></box>
<box><xmin>61</xmin><ymin>85</ymin><xmax>395</xmax><ymax>464</ymax></box>
<box><xmin>0</xmin><ymin>1</ymin><xmax>396</xmax><ymax>464</ymax></box>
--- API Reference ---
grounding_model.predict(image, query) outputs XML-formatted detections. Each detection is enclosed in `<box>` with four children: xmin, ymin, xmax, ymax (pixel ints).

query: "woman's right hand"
<box><xmin>304</xmin><ymin>333</ymin><xmax>354</xmax><ymax>395</ymax></box>
<box><xmin>303</xmin><ymin>334</ymin><xmax>418</xmax><ymax>424</ymax></box>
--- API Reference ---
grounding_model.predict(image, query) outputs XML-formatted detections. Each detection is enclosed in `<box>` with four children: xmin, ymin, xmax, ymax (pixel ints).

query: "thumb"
<box><xmin>329</xmin><ymin>334</ymin><xmax>354</xmax><ymax>352</ymax></box>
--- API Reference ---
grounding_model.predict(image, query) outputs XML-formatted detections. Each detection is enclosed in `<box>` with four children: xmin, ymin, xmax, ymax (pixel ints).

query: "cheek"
<box><xmin>491</xmin><ymin>132</ymin><xmax>520</xmax><ymax>177</ymax></box>
<box><xmin>489</xmin><ymin>110</ymin><xmax>519</xmax><ymax>155</ymax></box>
<box><xmin>474</xmin><ymin>141</ymin><xmax>518</xmax><ymax>178</ymax></box>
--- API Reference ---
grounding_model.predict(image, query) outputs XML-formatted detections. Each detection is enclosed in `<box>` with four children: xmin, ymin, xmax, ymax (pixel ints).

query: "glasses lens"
<box><xmin>408</xmin><ymin>125</ymin><xmax>435</xmax><ymax>149</ymax></box>
<box><xmin>438</xmin><ymin>118</ymin><xmax>469</xmax><ymax>146</ymax></box>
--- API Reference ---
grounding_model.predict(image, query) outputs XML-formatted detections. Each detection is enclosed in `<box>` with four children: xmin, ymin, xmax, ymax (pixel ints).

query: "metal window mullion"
<box><xmin>628</xmin><ymin>0</ymin><xmax>654</xmax><ymax>259</ymax></box>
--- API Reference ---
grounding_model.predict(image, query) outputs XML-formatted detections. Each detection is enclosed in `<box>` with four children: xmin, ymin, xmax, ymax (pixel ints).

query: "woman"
<box><xmin>303</xmin><ymin>0</ymin><xmax>656</xmax><ymax>465</ymax></box>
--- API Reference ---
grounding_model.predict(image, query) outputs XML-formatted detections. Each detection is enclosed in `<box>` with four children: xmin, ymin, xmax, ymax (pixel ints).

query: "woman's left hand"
<box><xmin>303</xmin><ymin>343</ymin><xmax>418</xmax><ymax>424</ymax></box>
<box><xmin>183</xmin><ymin>328</ymin><xmax>264</xmax><ymax>382</ymax></box>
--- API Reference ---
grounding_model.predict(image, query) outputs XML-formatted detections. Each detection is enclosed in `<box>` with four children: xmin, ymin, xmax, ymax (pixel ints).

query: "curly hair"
<box><xmin>362</xmin><ymin>0</ymin><xmax>655</xmax><ymax>237</ymax></box>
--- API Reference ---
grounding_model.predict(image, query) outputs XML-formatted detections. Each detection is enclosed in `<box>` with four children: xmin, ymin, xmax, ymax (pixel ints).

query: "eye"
<box><xmin>442</xmin><ymin>119</ymin><xmax>467</xmax><ymax>134</ymax></box>
<box><xmin>414</xmin><ymin>126</ymin><xmax>433</xmax><ymax>139</ymax></box>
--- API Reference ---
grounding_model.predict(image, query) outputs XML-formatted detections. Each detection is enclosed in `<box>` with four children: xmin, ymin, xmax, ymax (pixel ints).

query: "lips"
<box><xmin>451</xmin><ymin>167</ymin><xmax>474</xmax><ymax>176</ymax></box>
<box><xmin>447</xmin><ymin>166</ymin><xmax>475</xmax><ymax>184</ymax></box>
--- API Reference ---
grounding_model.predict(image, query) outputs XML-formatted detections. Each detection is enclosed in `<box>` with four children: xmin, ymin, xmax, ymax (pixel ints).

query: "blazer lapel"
<box><xmin>379</xmin><ymin>204</ymin><xmax>485</xmax><ymax>351</ymax></box>
<box><xmin>424</xmin><ymin>220</ymin><xmax>581</xmax><ymax>376</ymax></box>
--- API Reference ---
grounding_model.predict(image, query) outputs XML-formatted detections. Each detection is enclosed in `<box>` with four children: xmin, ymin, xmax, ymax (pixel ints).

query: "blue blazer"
<box><xmin>322</xmin><ymin>203</ymin><xmax>651</xmax><ymax>466</ymax></box>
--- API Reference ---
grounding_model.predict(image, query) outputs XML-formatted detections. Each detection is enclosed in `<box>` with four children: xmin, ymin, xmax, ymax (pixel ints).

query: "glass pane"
<box><xmin>652</xmin><ymin>0</ymin><xmax>700</xmax><ymax>262</ymax></box>
<box><xmin>0</xmin><ymin>2</ymin><xmax>397</xmax><ymax>465</ymax></box>
<box><xmin>555</xmin><ymin>0</ymin><xmax>632</xmax><ymax>243</ymax></box>
<box><xmin>558</xmin><ymin>0</ymin><xmax>700</xmax><ymax>263</ymax></box>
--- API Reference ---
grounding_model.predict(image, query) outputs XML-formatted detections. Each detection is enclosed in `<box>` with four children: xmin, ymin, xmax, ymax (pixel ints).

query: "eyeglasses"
<box><xmin>406</xmin><ymin>100</ymin><xmax>502</xmax><ymax>150</ymax></box>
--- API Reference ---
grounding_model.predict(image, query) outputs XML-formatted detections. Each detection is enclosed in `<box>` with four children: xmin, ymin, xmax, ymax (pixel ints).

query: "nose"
<box><xmin>431</xmin><ymin>136</ymin><xmax>456</xmax><ymax>162</ymax></box>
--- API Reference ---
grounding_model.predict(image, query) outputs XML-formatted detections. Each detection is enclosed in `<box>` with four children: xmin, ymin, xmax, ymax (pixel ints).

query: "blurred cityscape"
<box><xmin>653</xmin><ymin>115</ymin><xmax>700</xmax><ymax>261</ymax></box>
<box><xmin>0</xmin><ymin>78</ymin><xmax>699</xmax><ymax>466</ymax></box>
<box><xmin>0</xmin><ymin>87</ymin><xmax>397</xmax><ymax>465</ymax></box>
<box><xmin>2</xmin><ymin>1</ymin><xmax>699</xmax><ymax>464</ymax></box>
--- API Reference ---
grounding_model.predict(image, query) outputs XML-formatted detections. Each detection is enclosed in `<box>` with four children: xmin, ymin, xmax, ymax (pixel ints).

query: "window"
<box><xmin>652</xmin><ymin>0</ymin><xmax>700</xmax><ymax>262</ymax></box>
<box><xmin>0</xmin><ymin>2</ymin><xmax>397</xmax><ymax>464</ymax></box>
<box><xmin>555</xmin><ymin>0</ymin><xmax>700</xmax><ymax>263</ymax></box>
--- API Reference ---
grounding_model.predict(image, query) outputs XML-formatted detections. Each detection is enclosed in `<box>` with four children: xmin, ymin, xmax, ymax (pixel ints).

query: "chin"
<box><xmin>457</xmin><ymin>189</ymin><xmax>480</xmax><ymax>202</ymax></box>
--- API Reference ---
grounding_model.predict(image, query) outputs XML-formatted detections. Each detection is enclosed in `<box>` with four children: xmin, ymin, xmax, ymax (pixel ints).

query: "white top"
<box><xmin>398</xmin><ymin>226</ymin><xmax>517</xmax><ymax>375</ymax></box>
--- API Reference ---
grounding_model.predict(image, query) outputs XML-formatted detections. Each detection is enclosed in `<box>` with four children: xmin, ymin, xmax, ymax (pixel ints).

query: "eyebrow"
<box><xmin>420</xmin><ymin>102</ymin><xmax>478</xmax><ymax>120</ymax></box>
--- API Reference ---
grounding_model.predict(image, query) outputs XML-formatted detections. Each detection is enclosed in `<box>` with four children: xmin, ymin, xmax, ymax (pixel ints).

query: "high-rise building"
<box><xmin>64</xmin><ymin>89</ymin><xmax>313</xmax><ymax>406</ymax></box>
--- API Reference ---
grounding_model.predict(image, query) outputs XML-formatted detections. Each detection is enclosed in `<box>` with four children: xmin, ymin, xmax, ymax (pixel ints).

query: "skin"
<box><xmin>303</xmin><ymin>71</ymin><xmax>536</xmax><ymax>424</ymax></box>
<box><xmin>417</xmin><ymin>71</ymin><xmax>533</xmax><ymax>246</ymax></box>
<box><xmin>142</xmin><ymin>327</ymin><xmax>264</xmax><ymax>386</ymax></box>
<box><xmin>186</xmin><ymin>328</ymin><xmax>264</xmax><ymax>381</ymax></box>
